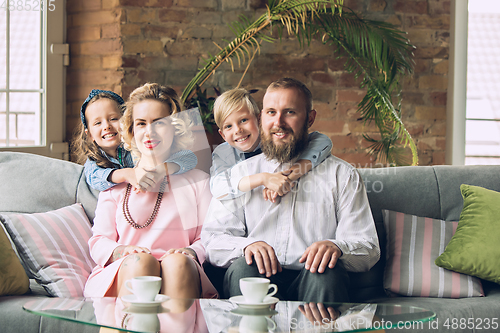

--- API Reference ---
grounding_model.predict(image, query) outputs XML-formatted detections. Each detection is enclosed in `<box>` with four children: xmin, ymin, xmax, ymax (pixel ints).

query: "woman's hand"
<box><xmin>107</xmin><ymin>245</ymin><xmax>151</xmax><ymax>265</ymax></box>
<box><xmin>160</xmin><ymin>247</ymin><xmax>199</xmax><ymax>264</ymax></box>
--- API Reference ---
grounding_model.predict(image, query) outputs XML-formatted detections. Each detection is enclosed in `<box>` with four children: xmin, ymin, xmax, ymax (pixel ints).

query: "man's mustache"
<box><xmin>269</xmin><ymin>127</ymin><xmax>293</xmax><ymax>135</ymax></box>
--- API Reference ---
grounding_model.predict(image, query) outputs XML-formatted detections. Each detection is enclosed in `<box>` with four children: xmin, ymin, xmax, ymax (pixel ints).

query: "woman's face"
<box><xmin>133</xmin><ymin>99</ymin><xmax>175</xmax><ymax>164</ymax></box>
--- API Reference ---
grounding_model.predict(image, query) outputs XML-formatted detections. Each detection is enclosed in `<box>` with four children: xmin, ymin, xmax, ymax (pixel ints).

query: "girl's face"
<box><xmin>133</xmin><ymin>100</ymin><xmax>175</xmax><ymax>165</ymax></box>
<box><xmin>85</xmin><ymin>99</ymin><xmax>122</xmax><ymax>157</ymax></box>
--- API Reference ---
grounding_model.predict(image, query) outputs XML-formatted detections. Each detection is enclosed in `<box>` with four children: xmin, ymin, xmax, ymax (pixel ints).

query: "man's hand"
<box><xmin>299</xmin><ymin>240</ymin><xmax>341</xmax><ymax>273</ymax></box>
<box><xmin>244</xmin><ymin>241</ymin><xmax>282</xmax><ymax>277</ymax></box>
<box><xmin>299</xmin><ymin>302</ymin><xmax>340</xmax><ymax>326</ymax></box>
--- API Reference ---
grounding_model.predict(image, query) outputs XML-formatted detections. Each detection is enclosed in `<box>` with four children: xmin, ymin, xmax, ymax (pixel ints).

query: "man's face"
<box><xmin>260</xmin><ymin>87</ymin><xmax>316</xmax><ymax>163</ymax></box>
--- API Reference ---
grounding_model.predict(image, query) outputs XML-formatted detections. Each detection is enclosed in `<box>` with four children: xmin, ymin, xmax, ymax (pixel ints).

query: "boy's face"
<box><xmin>219</xmin><ymin>105</ymin><xmax>260</xmax><ymax>152</ymax></box>
<box><xmin>85</xmin><ymin>99</ymin><xmax>122</xmax><ymax>157</ymax></box>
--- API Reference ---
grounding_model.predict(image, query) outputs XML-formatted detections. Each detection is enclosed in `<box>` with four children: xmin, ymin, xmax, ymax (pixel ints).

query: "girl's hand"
<box><xmin>135</xmin><ymin>164</ymin><xmax>166</xmax><ymax>192</ymax></box>
<box><xmin>160</xmin><ymin>247</ymin><xmax>199</xmax><ymax>264</ymax></box>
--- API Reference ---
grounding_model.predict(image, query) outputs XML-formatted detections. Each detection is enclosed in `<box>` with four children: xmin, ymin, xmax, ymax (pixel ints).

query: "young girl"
<box><xmin>72</xmin><ymin>89</ymin><xmax>197</xmax><ymax>192</ymax></box>
<box><xmin>84</xmin><ymin>83</ymin><xmax>217</xmax><ymax>301</ymax></box>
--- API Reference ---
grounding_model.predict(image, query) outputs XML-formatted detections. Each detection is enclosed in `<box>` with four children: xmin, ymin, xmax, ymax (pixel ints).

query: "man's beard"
<box><xmin>260</xmin><ymin>120</ymin><xmax>309</xmax><ymax>164</ymax></box>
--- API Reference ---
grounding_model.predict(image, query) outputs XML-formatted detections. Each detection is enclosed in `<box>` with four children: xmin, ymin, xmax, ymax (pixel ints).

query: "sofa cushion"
<box><xmin>1</xmin><ymin>203</ymin><xmax>96</xmax><ymax>297</ymax></box>
<box><xmin>436</xmin><ymin>184</ymin><xmax>500</xmax><ymax>284</ymax></box>
<box><xmin>383</xmin><ymin>210</ymin><xmax>483</xmax><ymax>298</ymax></box>
<box><xmin>0</xmin><ymin>151</ymin><xmax>99</xmax><ymax>221</ymax></box>
<box><xmin>0</xmin><ymin>222</ymin><xmax>29</xmax><ymax>295</ymax></box>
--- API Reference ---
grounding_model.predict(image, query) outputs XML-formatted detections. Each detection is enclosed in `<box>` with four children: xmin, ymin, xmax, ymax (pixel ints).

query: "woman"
<box><xmin>84</xmin><ymin>83</ymin><xmax>217</xmax><ymax>301</ymax></box>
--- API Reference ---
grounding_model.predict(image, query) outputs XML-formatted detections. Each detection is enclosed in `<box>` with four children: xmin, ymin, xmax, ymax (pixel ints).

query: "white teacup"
<box><xmin>125</xmin><ymin>276</ymin><xmax>162</xmax><ymax>302</ymax></box>
<box><xmin>124</xmin><ymin>313</ymin><xmax>160</xmax><ymax>333</ymax></box>
<box><xmin>240</xmin><ymin>278</ymin><xmax>278</xmax><ymax>303</ymax></box>
<box><xmin>239</xmin><ymin>315</ymin><xmax>277</xmax><ymax>333</ymax></box>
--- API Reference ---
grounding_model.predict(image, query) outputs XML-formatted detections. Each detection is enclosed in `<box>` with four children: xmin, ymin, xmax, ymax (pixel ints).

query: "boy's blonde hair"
<box><xmin>214</xmin><ymin>88</ymin><xmax>260</xmax><ymax>129</ymax></box>
<box><xmin>121</xmin><ymin>83</ymin><xmax>193</xmax><ymax>160</ymax></box>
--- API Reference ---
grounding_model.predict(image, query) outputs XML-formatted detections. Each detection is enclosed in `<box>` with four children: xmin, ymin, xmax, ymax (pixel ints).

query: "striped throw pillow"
<box><xmin>382</xmin><ymin>210</ymin><xmax>484</xmax><ymax>298</ymax></box>
<box><xmin>1</xmin><ymin>204</ymin><xmax>96</xmax><ymax>297</ymax></box>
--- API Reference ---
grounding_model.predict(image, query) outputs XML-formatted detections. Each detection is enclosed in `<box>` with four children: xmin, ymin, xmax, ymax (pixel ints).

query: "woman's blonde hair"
<box><xmin>71</xmin><ymin>93</ymin><xmax>124</xmax><ymax>167</ymax></box>
<box><xmin>121</xmin><ymin>83</ymin><xmax>193</xmax><ymax>160</ymax></box>
<box><xmin>213</xmin><ymin>88</ymin><xmax>260</xmax><ymax>129</ymax></box>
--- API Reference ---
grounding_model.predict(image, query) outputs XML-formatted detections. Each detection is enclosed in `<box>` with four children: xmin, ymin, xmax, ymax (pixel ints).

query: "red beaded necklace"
<box><xmin>122</xmin><ymin>176</ymin><xmax>168</xmax><ymax>229</ymax></box>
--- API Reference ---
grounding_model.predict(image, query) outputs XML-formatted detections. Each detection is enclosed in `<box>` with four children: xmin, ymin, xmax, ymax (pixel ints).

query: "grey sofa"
<box><xmin>1</xmin><ymin>151</ymin><xmax>499</xmax><ymax>333</ymax></box>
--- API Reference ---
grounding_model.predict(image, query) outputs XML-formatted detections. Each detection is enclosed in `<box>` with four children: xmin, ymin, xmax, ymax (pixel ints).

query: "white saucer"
<box><xmin>231</xmin><ymin>307</ymin><xmax>278</xmax><ymax>316</ymax></box>
<box><xmin>121</xmin><ymin>294</ymin><xmax>169</xmax><ymax>308</ymax></box>
<box><xmin>229</xmin><ymin>296</ymin><xmax>279</xmax><ymax>309</ymax></box>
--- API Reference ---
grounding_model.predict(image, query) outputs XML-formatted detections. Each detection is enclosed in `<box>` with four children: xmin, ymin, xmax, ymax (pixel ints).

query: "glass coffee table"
<box><xmin>24</xmin><ymin>296</ymin><xmax>435</xmax><ymax>332</ymax></box>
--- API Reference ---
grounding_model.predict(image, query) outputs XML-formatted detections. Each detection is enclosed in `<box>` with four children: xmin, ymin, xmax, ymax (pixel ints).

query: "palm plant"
<box><xmin>181</xmin><ymin>0</ymin><xmax>417</xmax><ymax>165</ymax></box>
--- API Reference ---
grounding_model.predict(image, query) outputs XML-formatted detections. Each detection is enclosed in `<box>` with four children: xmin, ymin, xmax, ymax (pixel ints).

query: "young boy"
<box><xmin>210</xmin><ymin>88</ymin><xmax>332</xmax><ymax>201</ymax></box>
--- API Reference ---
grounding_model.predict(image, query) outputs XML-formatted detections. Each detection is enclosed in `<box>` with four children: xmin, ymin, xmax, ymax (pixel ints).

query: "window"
<box><xmin>465</xmin><ymin>0</ymin><xmax>500</xmax><ymax>165</ymax></box>
<box><xmin>0</xmin><ymin>1</ymin><xmax>67</xmax><ymax>159</ymax></box>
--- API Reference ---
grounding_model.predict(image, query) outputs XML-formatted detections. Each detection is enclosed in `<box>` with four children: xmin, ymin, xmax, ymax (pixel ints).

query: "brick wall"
<box><xmin>66</xmin><ymin>0</ymin><xmax>450</xmax><ymax>167</ymax></box>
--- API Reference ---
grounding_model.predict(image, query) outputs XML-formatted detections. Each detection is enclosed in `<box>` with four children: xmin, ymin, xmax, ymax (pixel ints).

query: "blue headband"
<box><xmin>80</xmin><ymin>89</ymin><xmax>125</xmax><ymax>129</ymax></box>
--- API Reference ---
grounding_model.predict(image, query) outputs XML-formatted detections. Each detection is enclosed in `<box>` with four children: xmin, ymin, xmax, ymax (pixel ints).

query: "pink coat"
<box><xmin>84</xmin><ymin>169</ymin><xmax>217</xmax><ymax>299</ymax></box>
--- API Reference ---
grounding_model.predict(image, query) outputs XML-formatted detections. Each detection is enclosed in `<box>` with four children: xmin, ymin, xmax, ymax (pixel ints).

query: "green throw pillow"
<box><xmin>435</xmin><ymin>184</ymin><xmax>500</xmax><ymax>284</ymax></box>
<box><xmin>0</xmin><ymin>223</ymin><xmax>29</xmax><ymax>295</ymax></box>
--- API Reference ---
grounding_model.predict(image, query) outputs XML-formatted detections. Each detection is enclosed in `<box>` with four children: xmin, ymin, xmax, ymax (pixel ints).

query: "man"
<box><xmin>201</xmin><ymin>78</ymin><xmax>380</xmax><ymax>302</ymax></box>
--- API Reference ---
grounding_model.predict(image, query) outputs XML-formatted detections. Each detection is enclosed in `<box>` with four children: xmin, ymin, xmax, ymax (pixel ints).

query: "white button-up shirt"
<box><xmin>201</xmin><ymin>154</ymin><xmax>380</xmax><ymax>272</ymax></box>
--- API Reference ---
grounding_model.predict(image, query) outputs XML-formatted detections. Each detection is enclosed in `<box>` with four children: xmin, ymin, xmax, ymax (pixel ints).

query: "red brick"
<box><xmin>310</xmin><ymin>120</ymin><xmax>345</xmax><ymax>133</ymax></box>
<box><xmin>432</xmin><ymin>151</ymin><xmax>446</xmax><ymax>165</ymax></box>
<box><xmin>414</xmin><ymin>47</ymin><xmax>449</xmax><ymax>59</ymax></box>
<box><xmin>67</xmin><ymin>70</ymin><xmax>124</xmax><ymax>86</ymax></box>
<box><xmin>336</xmin><ymin>103</ymin><xmax>360</xmax><ymax>119</ymax></box>
<box><xmin>159</xmin><ymin>9</ymin><xmax>189</xmax><ymax>23</ymax></box>
<box><xmin>102</xmin><ymin>24</ymin><xmax>121</xmax><ymax>39</ymax></box>
<box><xmin>254</xmin><ymin>55</ymin><xmax>325</xmax><ymax>73</ymax></box>
<box><xmin>68</xmin><ymin>56</ymin><xmax>102</xmax><ymax>70</ymax></box>
<box><xmin>144</xmin><ymin>25</ymin><xmax>179</xmax><ymax>39</ymax></box>
<box><xmin>406</xmin><ymin>15</ymin><xmax>450</xmax><ymax>30</ymax></box>
<box><xmin>122</xmin><ymin>56</ymin><xmax>141</xmax><ymax>68</ymax></box>
<box><xmin>70</xmin><ymin>11</ymin><xmax>120</xmax><ymax>26</ymax></box>
<box><xmin>327</xmin><ymin>58</ymin><xmax>346</xmax><ymax>71</ymax></box>
<box><xmin>138</xmin><ymin>70</ymin><xmax>164</xmax><ymax>83</ymax></box>
<box><xmin>430</xmin><ymin>92</ymin><xmax>447</xmax><ymax>106</ymax></box>
<box><xmin>121</xmin><ymin>0</ymin><xmax>173</xmax><ymax>7</ymax></box>
<box><xmin>415</xmin><ymin>106</ymin><xmax>446</xmax><ymax>120</ymax></box>
<box><xmin>429</xmin><ymin>0</ymin><xmax>451</xmax><ymax>15</ymax></box>
<box><xmin>413</xmin><ymin>59</ymin><xmax>431</xmax><ymax>74</ymax></box>
<box><xmin>330</xmin><ymin>134</ymin><xmax>359</xmax><ymax>150</ymax></box>
<box><xmin>68</xmin><ymin>26</ymin><xmax>101</xmax><ymax>42</ymax></box>
<box><xmin>336</xmin><ymin>90</ymin><xmax>365</xmax><ymax>103</ymax></box>
<box><xmin>339</xmin><ymin>73</ymin><xmax>362</xmax><ymax>87</ymax></box>
<box><xmin>335</xmin><ymin>152</ymin><xmax>376</xmax><ymax>167</ymax></box>
<box><xmin>311</xmin><ymin>72</ymin><xmax>336</xmax><ymax>86</ymax></box>
<box><xmin>401</xmin><ymin>92</ymin><xmax>424</xmax><ymax>105</ymax></box>
<box><xmin>419</xmin><ymin>75</ymin><xmax>448</xmax><ymax>90</ymax></box>
<box><xmin>433</xmin><ymin>59</ymin><xmax>449</xmax><ymax>74</ymax></box>
<box><xmin>369</xmin><ymin>0</ymin><xmax>387</xmax><ymax>12</ymax></box>
<box><xmin>394</xmin><ymin>1</ymin><xmax>428</xmax><ymax>14</ymax></box>
<box><xmin>78</xmin><ymin>39</ymin><xmax>123</xmax><ymax>55</ymax></box>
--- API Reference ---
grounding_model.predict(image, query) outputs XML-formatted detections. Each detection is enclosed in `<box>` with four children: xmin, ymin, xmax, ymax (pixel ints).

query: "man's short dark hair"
<box><xmin>267</xmin><ymin>77</ymin><xmax>313</xmax><ymax>113</ymax></box>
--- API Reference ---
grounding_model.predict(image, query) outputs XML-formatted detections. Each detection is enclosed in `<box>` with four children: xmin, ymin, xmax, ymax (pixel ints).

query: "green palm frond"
<box><xmin>181</xmin><ymin>0</ymin><xmax>418</xmax><ymax>165</ymax></box>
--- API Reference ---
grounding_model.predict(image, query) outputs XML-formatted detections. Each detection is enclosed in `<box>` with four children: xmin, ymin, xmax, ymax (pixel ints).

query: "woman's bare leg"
<box><xmin>114</xmin><ymin>253</ymin><xmax>161</xmax><ymax>298</ymax></box>
<box><xmin>160</xmin><ymin>253</ymin><xmax>200</xmax><ymax>312</ymax></box>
